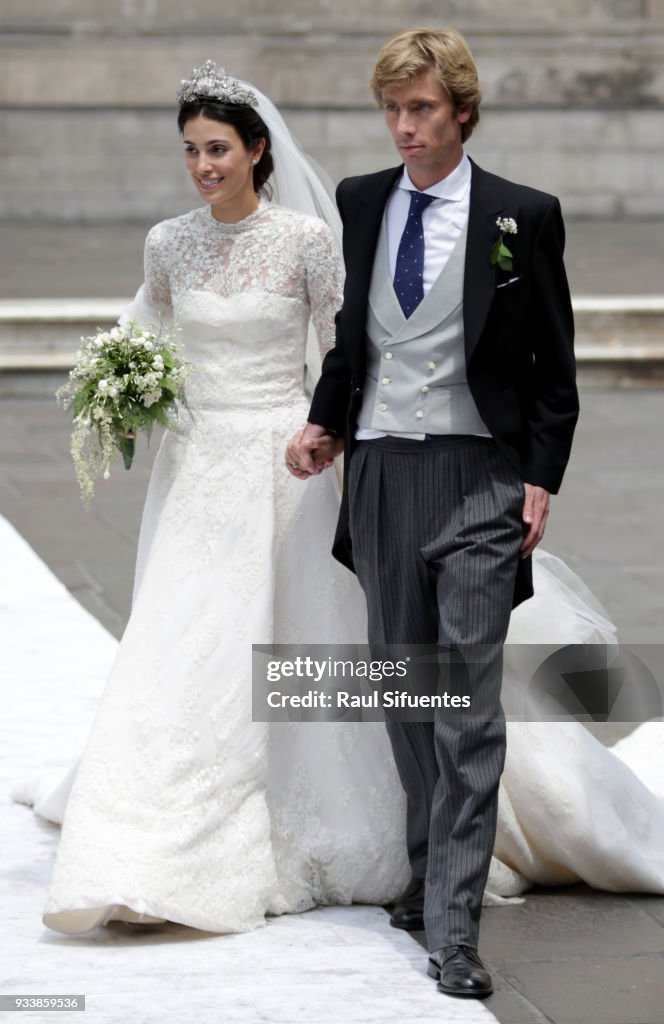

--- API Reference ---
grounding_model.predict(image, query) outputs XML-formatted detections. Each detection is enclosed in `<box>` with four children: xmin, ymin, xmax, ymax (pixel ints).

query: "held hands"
<box><xmin>285</xmin><ymin>424</ymin><xmax>344</xmax><ymax>479</ymax></box>
<box><xmin>521</xmin><ymin>483</ymin><xmax>550</xmax><ymax>558</ymax></box>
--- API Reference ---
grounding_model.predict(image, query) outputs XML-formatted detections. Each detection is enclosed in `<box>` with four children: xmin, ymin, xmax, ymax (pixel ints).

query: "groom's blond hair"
<box><xmin>370</xmin><ymin>27</ymin><xmax>482</xmax><ymax>143</ymax></box>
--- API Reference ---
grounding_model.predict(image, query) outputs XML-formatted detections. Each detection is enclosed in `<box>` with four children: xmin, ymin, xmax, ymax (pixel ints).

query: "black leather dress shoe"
<box><xmin>427</xmin><ymin>945</ymin><xmax>493</xmax><ymax>999</ymax></box>
<box><xmin>388</xmin><ymin>876</ymin><xmax>425</xmax><ymax>931</ymax></box>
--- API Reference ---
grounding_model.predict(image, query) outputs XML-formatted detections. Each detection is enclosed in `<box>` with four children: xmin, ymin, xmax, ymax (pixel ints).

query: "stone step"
<box><xmin>0</xmin><ymin>296</ymin><xmax>662</xmax><ymax>389</ymax></box>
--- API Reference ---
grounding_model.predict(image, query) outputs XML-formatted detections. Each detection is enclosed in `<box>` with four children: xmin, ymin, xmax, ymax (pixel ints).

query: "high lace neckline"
<box><xmin>206</xmin><ymin>199</ymin><xmax>270</xmax><ymax>234</ymax></box>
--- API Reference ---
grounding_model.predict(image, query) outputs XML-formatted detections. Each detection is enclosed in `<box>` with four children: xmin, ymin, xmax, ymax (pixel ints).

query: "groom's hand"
<box><xmin>521</xmin><ymin>483</ymin><xmax>550</xmax><ymax>557</ymax></box>
<box><xmin>285</xmin><ymin>424</ymin><xmax>343</xmax><ymax>478</ymax></box>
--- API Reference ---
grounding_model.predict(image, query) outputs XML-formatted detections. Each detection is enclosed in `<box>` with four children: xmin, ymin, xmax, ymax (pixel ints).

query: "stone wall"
<box><xmin>1</xmin><ymin>0</ymin><xmax>663</xmax><ymax>220</ymax></box>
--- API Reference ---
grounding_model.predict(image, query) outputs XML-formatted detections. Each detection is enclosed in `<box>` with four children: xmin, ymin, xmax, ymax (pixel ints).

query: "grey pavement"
<box><xmin>0</xmin><ymin>387</ymin><xmax>663</xmax><ymax>1024</ymax></box>
<box><xmin>464</xmin><ymin>886</ymin><xmax>664</xmax><ymax>1024</ymax></box>
<box><xmin>1</xmin><ymin>219</ymin><xmax>663</xmax><ymax>300</ymax></box>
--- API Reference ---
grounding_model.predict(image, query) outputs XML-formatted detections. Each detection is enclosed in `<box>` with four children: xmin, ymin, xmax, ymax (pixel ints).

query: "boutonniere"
<box><xmin>490</xmin><ymin>216</ymin><xmax>518</xmax><ymax>272</ymax></box>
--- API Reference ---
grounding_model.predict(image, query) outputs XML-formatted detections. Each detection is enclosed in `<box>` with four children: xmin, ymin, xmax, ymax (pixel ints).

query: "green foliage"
<box><xmin>489</xmin><ymin>235</ymin><xmax>514</xmax><ymax>273</ymax></box>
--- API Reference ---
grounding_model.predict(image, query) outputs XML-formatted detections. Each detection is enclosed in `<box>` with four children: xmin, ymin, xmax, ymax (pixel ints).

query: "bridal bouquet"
<box><xmin>57</xmin><ymin>321</ymin><xmax>193</xmax><ymax>505</ymax></box>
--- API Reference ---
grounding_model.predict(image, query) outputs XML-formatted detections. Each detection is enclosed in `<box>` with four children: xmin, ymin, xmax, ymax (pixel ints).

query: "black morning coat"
<box><xmin>308</xmin><ymin>159</ymin><xmax>579</xmax><ymax>607</ymax></box>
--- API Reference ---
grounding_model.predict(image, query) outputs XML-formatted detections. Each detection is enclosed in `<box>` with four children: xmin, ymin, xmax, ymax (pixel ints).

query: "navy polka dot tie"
<box><xmin>393</xmin><ymin>190</ymin><xmax>436</xmax><ymax>318</ymax></box>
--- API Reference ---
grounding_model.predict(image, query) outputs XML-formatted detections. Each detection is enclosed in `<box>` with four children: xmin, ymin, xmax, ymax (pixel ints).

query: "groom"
<box><xmin>288</xmin><ymin>27</ymin><xmax>578</xmax><ymax>998</ymax></box>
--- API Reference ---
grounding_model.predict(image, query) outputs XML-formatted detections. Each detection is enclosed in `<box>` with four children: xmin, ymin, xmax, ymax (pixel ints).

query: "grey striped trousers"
<box><xmin>348</xmin><ymin>435</ymin><xmax>524</xmax><ymax>951</ymax></box>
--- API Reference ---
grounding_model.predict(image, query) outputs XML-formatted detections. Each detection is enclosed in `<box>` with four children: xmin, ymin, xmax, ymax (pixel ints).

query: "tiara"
<box><xmin>176</xmin><ymin>60</ymin><xmax>258</xmax><ymax>108</ymax></box>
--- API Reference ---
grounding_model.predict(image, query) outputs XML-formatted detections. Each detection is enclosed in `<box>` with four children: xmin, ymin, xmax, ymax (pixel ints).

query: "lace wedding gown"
<box><xmin>36</xmin><ymin>201</ymin><xmax>412</xmax><ymax>934</ymax></box>
<box><xmin>14</xmin><ymin>201</ymin><xmax>664</xmax><ymax>934</ymax></box>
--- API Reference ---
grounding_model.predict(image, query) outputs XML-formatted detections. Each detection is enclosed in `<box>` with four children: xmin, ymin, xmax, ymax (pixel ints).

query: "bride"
<box><xmin>25</xmin><ymin>61</ymin><xmax>409</xmax><ymax>934</ymax></box>
<box><xmin>14</xmin><ymin>62</ymin><xmax>664</xmax><ymax>936</ymax></box>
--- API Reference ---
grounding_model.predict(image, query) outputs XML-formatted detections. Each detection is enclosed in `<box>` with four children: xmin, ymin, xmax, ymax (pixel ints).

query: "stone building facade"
<box><xmin>1</xmin><ymin>0</ymin><xmax>663</xmax><ymax>220</ymax></box>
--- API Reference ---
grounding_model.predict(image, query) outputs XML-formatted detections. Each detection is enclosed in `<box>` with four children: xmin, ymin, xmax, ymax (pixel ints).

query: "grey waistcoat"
<box><xmin>357</xmin><ymin>213</ymin><xmax>490</xmax><ymax>439</ymax></box>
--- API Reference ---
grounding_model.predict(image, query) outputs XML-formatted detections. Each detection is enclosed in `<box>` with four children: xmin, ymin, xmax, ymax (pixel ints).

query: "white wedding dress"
<box><xmin>14</xmin><ymin>200</ymin><xmax>664</xmax><ymax>935</ymax></box>
<box><xmin>34</xmin><ymin>201</ymin><xmax>411</xmax><ymax>933</ymax></box>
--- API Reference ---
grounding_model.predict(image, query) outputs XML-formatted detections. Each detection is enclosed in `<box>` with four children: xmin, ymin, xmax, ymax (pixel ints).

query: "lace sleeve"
<box><xmin>302</xmin><ymin>221</ymin><xmax>343</xmax><ymax>360</ymax></box>
<box><xmin>117</xmin><ymin>223</ymin><xmax>173</xmax><ymax>331</ymax></box>
<box><xmin>143</xmin><ymin>223</ymin><xmax>173</xmax><ymax>316</ymax></box>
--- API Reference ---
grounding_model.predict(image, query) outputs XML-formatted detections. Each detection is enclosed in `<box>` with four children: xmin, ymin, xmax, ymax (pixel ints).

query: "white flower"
<box><xmin>97</xmin><ymin>379</ymin><xmax>109</xmax><ymax>392</ymax></box>
<box><xmin>142</xmin><ymin>340</ymin><xmax>154</xmax><ymax>351</ymax></box>
<box><xmin>153</xmin><ymin>355</ymin><xmax>164</xmax><ymax>370</ymax></box>
<box><xmin>92</xmin><ymin>406</ymin><xmax>105</xmax><ymax>421</ymax></box>
<box><xmin>109</xmin><ymin>326</ymin><xmax>124</xmax><ymax>342</ymax></box>
<box><xmin>496</xmin><ymin>216</ymin><xmax>518</xmax><ymax>235</ymax></box>
<box><xmin>107</xmin><ymin>385</ymin><xmax>118</xmax><ymax>398</ymax></box>
<box><xmin>142</xmin><ymin>388</ymin><xmax>162</xmax><ymax>408</ymax></box>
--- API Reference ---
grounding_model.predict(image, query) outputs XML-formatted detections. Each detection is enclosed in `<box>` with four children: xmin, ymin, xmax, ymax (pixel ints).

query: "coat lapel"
<box><xmin>344</xmin><ymin>168</ymin><xmax>402</xmax><ymax>326</ymax></box>
<box><xmin>463</xmin><ymin>160</ymin><xmax>505</xmax><ymax>363</ymax></box>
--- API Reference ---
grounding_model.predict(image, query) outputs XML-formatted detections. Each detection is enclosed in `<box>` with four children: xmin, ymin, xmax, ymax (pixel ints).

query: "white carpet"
<box><xmin>0</xmin><ymin>514</ymin><xmax>496</xmax><ymax>1024</ymax></box>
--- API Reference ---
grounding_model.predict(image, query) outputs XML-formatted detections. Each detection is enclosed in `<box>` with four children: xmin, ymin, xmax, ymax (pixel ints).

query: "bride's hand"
<box><xmin>285</xmin><ymin>427</ymin><xmax>323</xmax><ymax>478</ymax></box>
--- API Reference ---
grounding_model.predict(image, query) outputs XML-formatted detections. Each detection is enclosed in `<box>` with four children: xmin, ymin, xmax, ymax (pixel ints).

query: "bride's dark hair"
<box><xmin>178</xmin><ymin>99</ymin><xmax>274</xmax><ymax>197</ymax></box>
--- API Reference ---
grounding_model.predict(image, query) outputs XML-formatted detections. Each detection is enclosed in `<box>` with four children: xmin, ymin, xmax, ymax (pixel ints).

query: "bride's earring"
<box><xmin>252</xmin><ymin>159</ymin><xmax>258</xmax><ymax>165</ymax></box>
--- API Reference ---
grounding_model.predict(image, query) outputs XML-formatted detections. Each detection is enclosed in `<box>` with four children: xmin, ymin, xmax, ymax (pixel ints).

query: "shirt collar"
<box><xmin>398</xmin><ymin>152</ymin><xmax>471</xmax><ymax>202</ymax></box>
